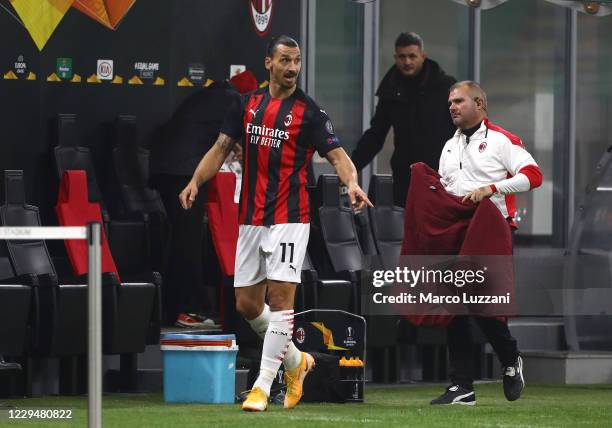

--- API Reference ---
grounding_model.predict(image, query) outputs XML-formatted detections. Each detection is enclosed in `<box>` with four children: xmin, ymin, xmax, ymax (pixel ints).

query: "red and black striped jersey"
<box><xmin>221</xmin><ymin>87</ymin><xmax>341</xmax><ymax>226</ymax></box>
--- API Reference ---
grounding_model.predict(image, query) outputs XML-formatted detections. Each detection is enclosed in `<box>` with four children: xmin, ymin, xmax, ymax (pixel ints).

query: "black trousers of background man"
<box><xmin>447</xmin><ymin>316</ymin><xmax>519</xmax><ymax>389</ymax></box>
<box><xmin>153</xmin><ymin>174</ymin><xmax>208</xmax><ymax>323</ymax></box>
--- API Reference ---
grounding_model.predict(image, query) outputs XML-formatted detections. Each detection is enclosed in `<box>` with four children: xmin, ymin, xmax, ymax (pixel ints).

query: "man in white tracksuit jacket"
<box><xmin>431</xmin><ymin>80</ymin><xmax>542</xmax><ymax>406</ymax></box>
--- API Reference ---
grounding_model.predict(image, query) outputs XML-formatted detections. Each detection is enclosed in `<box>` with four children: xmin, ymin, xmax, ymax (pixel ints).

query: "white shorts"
<box><xmin>234</xmin><ymin>223</ymin><xmax>310</xmax><ymax>287</ymax></box>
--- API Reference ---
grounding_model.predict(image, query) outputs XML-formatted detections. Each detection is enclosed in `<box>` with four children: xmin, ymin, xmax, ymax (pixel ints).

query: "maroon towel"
<box><xmin>401</xmin><ymin>163</ymin><xmax>513</xmax><ymax>326</ymax></box>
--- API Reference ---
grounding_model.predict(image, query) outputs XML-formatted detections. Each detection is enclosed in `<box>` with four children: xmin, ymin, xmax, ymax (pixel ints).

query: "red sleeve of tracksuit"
<box><xmin>518</xmin><ymin>164</ymin><xmax>543</xmax><ymax>189</ymax></box>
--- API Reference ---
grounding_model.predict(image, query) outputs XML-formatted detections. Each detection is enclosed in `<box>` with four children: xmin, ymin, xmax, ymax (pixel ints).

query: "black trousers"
<box><xmin>448</xmin><ymin>227</ymin><xmax>519</xmax><ymax>389</ymax></box>
<box><xmin>152</xmin><ymin>174</ymin><xmax>209</xmax><ymax>322</ymax></box>
<box><xmin>447</xmin><ymin>315</ymin><xmax>519</xmax><ymax>389</ymax></box>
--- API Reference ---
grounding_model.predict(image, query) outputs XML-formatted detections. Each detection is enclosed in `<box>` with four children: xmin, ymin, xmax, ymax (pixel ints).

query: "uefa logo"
<box><xmin>343</xmin><ymin>326</ymin><xmax>357</xmax><ymax>348</ymax></box>
<box><xmin>346</xmin><ymin>326</ymin><xmax>354</xmax><ymax>338</ymax></box>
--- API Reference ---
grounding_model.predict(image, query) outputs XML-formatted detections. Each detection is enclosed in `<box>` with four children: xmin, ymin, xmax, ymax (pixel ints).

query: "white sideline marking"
<box><xmin>0</xmin><ymin>226</ymin><xmax>87</xmax><ymax>240</ymax></box>
<box><xmin>476</xmin><ymin>424</ymin><xmax>557</xmax><ymax>428</ymax></box>
<box><xmin>286</xmin><ymin>415</ymin><xmax>381</xmax><ymax>424</ymax></box>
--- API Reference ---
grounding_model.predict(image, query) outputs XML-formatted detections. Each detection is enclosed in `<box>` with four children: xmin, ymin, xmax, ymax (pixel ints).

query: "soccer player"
<box><xmin>179</xmin><ymin>35</ymin><xmax>372</xmax><ymax>412</ymax></box>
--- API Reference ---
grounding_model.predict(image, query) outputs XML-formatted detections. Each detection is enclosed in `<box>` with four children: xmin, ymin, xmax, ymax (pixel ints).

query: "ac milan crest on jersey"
<box><xmin>478</xmin><ymin>142</ymin><xmax>487</xmax><ymax>153</ymax></box>
<box><xmin>249</xmin><ymin>0</ymin><xmax>274</xmax><ymax>36</ymax></box>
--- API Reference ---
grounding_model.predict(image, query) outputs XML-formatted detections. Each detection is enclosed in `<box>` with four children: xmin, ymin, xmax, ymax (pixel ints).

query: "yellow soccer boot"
<box><xmin>283</xmin><ymin>352</ymin><xmax>315</xmax><ymax>409</ymax></box>
<box><xmin>242</xmin><ymin>387</ymin><xmax>268</xmax><ymax>412</ymax></box>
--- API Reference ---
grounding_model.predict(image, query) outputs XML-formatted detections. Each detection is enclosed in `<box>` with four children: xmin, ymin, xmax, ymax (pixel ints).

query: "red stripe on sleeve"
<box><xmin>518</xmin><ymin>165</ymin><xmax>543</xmax><ymax>189</ymax></box>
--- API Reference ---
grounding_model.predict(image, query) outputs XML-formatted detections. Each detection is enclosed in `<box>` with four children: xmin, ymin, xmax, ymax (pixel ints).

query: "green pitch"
<box><xmin>2</xmin><ymin>383</ymin><xmax>611</xmax><ymax>427</ymax></box>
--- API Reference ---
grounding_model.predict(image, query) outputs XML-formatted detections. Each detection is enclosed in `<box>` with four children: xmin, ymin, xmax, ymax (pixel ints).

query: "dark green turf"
<box><xmin>1</xmin><ymin>383</ymin><xmax>611</xmax><ymax>427</ymax></box>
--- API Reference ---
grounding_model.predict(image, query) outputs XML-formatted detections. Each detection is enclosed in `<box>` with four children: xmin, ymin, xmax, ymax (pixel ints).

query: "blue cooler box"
<box><xmin>161</xmin><ymin>333</ymin><xmax>238</xmax><ymax>403</ymax></box>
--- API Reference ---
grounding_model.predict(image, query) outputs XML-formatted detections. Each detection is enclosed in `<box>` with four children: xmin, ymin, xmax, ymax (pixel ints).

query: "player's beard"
<box><xmin>272</xmin><ymin>66</ymin><xmax>298</xmax><ymax>90</ymax></box>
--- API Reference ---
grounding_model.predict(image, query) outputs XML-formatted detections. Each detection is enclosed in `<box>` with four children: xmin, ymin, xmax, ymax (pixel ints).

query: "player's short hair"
<box><xmin>267</xmin><ymin>35</ymin><xmax>299</xmax><ymax>58</ymax></box>
<box><xmin>395</xmin><ymin>32</ymin><xmax>424</xmax><ymax>51</ymax></box>
<box><xmin>451</xmin><ymin>80</ymin><xmax>488</xmax><ymax>112</ymax></box>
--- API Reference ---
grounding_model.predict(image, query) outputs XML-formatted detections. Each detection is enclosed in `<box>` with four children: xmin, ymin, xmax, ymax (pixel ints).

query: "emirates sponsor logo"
<box><xmin>249</xmin><ymin>0</ymin><xmax>274</xmax><ymax>36</ymax></box>
<box><xmin>246</xmin><ymin>122</ymin><xmax>289</xmax><ymax>149</ymax></box>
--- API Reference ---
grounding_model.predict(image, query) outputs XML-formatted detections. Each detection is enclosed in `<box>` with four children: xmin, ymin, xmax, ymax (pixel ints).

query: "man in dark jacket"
<box><xmin>351</xmin><ymin>32</ymin><xmax>456</xmax><ymax>207</ymax></box>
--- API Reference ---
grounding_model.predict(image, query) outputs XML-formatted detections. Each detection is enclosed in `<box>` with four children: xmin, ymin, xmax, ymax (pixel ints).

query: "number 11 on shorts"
<box><xmin>280</xmin><ymin>242</ymin><xmax>294</xmax><ymax>263</ymax></box>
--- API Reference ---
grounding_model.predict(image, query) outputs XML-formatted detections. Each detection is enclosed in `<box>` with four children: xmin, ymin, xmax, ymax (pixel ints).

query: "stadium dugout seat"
<box><xmin>56</xmin><ymin>170</ymin><xmax>157</xmax><ymax>390</ymax></box>
<box><xmin>334</xmin><ymin>181</ymin><xmax>375</xmax><ymax>260</ymax></box>
<box><xmin>54</xmin><ymin>114</ymin><xmax>162</xmax><ymax>341</ymax></box>
<box><xmin>1</xmin><ymin>170</ymin><xmax>88</xmax><ymax>356</ymax></box>
<box><xmin>308</xmin><ymin>175</ymin><xmax>361</xmax><ymax>313</ymax></box>
<box><xmin>298</xmin><ymin>253</ymin><xmax>317</xmax><ymax>312</ymax></box>
<box><xmin>347</xmin><ymin>175</ymin><xmax>402</xmax><ymax>382</ymax></box>
<box><xmin>0</xmin><ymin>253</ymin><xmax>29</xmax><ymax>397</ymax></box>
<box><xmin>0</xmin><ymin>184</ymin><xmax>32</xmax><ymax>363</ymax></box>
<box><xmin>300</xmin><ymin>251</ymin><xmax>353</xmax><ymax>312</ymax></box>
<box><xmin>112</xmin><ymin>115</ymin><xmax>168</xmax><ymax>273</ymax></box>
<box><xmin>368</xmin><ymin>174</ymin><xmax>404</xmax><ymax>268</ymax></box>
<box><xmin>0</xmin><ymin>170</ymin><xmax>86</xmax><ymax>394</ymax></box>
<box><xmin>53</xmin><ymin>114</ymin><xmax>156</xmax><ymax>284</ymax></box>
<box><xmin>0</xmin><ymin>258</ymin><xmax>30</xmax><ymax>361</ymax></box>
<box><xmin>53</xmin><ymin>114</ymin><xmax>108</xmax><ymax>220</ymax></box>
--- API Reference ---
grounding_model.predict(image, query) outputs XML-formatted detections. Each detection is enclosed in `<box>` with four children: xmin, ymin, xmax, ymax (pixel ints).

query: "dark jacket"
<box><xmin>150</xmin><ymin>81</ymin><xmax>238</xmax><ymax>178</ymax></box>
<box><xmin>351</xmin><ymin>59</ymin><xmax>456</xmax><ymax>205</ymax></box>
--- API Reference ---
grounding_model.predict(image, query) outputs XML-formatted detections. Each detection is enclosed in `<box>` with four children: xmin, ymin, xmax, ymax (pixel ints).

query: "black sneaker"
<box><xmin>430</xmin><ymin>385</ymin><xmax>476</xmax><ymax>406</ymax></box>
<box><xmin>503</xmin><ymin>355</ymin><xmax>525</xmax><ymax>401</ymax></box>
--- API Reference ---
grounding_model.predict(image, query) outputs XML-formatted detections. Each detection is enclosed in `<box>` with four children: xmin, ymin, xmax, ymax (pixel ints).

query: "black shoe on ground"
<box><xmin>503</xmin><ymin>355</ymin><xmax>525</xmax><ymax>401</ymax></box>
<box><xmin>430</xmin><ymin>385</ymin><xmax>476</xmax><ymax>406</ymax></box>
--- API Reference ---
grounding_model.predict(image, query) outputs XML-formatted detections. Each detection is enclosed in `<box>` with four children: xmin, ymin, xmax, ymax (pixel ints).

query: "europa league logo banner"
<box><xmin>5</xmin><ymin>0</ymin><xmax>138</xmax><ymax>51</ymax></box>
<box><xmin>249</xmin><ymin>0</ymin><xmax>274</xmax><ymax>36</ymax></box>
